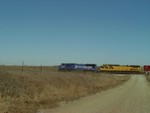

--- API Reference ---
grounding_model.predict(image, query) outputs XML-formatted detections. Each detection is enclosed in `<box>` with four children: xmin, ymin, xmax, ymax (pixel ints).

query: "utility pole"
<box><xmin>40</xmin><ymin>64</ymin><xmax>42</xmax><ymax>75</ymax></box>
<box><xmin>22</xmin><ymin>61</ymin><xmax>24</xmax><ymax>74</ymax></box>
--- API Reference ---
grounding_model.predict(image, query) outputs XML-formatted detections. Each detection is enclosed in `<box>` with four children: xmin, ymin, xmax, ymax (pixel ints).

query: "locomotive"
<box><xmin>99</xmin><ymin>64</ymin><xmax>141</xmax><ymax>74</ymax></box>
<box><xmin>58</xmin><ymin>63</ymin><xmax>150</xmax><ymax>74</ymax></box>
<box><xmin>59</xmin><ymin>63</ymin><xmax>97</xmax><ymax>72</ymax></box>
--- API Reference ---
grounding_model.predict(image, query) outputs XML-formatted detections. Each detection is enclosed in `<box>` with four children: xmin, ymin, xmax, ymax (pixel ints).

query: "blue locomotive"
<box><xmin>59</xmin><ymin>63</ymin><xmax>97</xmax><ymax>72</ymax></box>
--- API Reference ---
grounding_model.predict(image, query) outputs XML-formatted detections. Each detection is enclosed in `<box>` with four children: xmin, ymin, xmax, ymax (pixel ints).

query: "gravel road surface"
<box><xmin>38</xmin><ymin>75</ymin><xmax>150</xmax><ymax>113</ymax></box>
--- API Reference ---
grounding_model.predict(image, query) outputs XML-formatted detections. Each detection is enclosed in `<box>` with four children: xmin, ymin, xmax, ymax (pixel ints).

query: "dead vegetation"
<box><xmin>146</xmin><ymin>74</ymin><xmax>150</xmax><ymax>82</ymax></box>
<box><xmin>0</xmin><ymin>66</ymin><xmax>130</xmax><ymax>113</ymax></box>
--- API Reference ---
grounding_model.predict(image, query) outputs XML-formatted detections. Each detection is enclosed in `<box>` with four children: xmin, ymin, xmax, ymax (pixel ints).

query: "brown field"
<box><xmin>0</xmin><ymin>66</ymin><xmax>130</xmax><ymax>113</ymax></box>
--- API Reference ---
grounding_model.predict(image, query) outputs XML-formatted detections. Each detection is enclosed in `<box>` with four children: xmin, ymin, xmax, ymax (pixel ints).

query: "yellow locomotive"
<box><xmin>99</xmin><ymin>64</ymin><xmax>141</xmax><ymax>74</ymax></box>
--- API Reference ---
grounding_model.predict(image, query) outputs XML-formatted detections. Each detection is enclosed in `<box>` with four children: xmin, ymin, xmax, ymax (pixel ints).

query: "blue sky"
<box><xmin>0</xmin><ymin>0</ymin><xmax>150</xmax><ymax>66</ymax></box>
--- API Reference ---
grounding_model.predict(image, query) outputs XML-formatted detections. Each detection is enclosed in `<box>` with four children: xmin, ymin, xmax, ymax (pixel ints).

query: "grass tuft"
<box><xmin>146</xmin><ymin>74</ymin><xmax>150</xmax><ymax>82</ymax></box>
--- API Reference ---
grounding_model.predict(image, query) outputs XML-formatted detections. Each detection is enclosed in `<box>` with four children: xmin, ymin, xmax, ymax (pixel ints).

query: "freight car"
<box><xmin>58</xmin><ymin>63</ymin><xmax>97</xmax><ymax>72</ymax></box>
<box><xmin>98</xmin><ymin>64</ymin><xmax>141</xmax><ymax>74</ymax></box>
<box><xmin>144</xmin><ymin>65</ymin><xmax>150</xmax><ymax>74</ymax></box>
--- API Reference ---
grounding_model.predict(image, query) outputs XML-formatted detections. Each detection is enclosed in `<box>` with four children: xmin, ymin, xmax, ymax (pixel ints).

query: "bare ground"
<box><xmin>39</xmin><ymin>75</ymin><xmax>150</xmax><ymax>113</ymax></box>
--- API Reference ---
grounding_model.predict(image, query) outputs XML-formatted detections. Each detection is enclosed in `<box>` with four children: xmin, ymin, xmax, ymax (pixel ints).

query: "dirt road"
<box><xmin>38</xmin><ymin>75</ymin><xmax>150</xmax><ymax>113</ymax></box>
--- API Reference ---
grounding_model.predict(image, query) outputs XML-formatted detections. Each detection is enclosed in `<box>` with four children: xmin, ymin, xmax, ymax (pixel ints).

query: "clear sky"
<box><xmin>0</xmin><ymin>0</ymin><xmax>150</xmax><ymax>66</ymax></box>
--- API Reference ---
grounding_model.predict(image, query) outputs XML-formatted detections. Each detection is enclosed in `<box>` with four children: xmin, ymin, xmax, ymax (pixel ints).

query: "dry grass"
<box><xmin>0</xmin><ymin>66</ymin><xmax>130</xmax><ymax>113</ymax></box>
<box><xmin>146</xmin><ymin>74</ymin><xmax>150</xmax><ymax>82</ymax></box>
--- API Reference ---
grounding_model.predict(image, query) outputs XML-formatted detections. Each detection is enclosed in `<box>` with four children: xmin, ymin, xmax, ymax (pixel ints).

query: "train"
<box><xmin>58</xmin><ymin>63</ymin><xmax>150</xmax><ymax>74</ymax></box>
<box><xmin>144</xmin><ymin>65</ymin><xmax>150</xmax><ymax>74</ymax></box>
<box><xmin>99</xmin><ymin>64</ymin><xmax>141</xmax><ymax>74</ymax></box>
<box><xmin>59</xmin><ymin>63</ymin><xmax>97</xmax><ymax>72</ymax></box>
